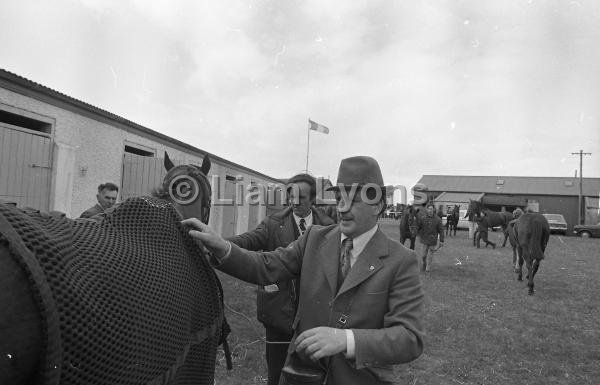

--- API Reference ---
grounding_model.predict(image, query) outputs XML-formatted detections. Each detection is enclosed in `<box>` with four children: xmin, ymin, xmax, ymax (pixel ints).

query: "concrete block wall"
<box><xmin>1</xmin><ymin>87</ymin><xmax>279</xmax><ymax>234</ymax></box>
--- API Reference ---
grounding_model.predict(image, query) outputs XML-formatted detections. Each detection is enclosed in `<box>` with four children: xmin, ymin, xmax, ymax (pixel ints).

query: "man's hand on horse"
<box><xmin>181</xmin><ymin>218</ymin><xmax>230</xmax><ymax>259</ymax></box>
<box><xmin>294</xmin><ymin>327</ymin><xmax>347</xmax><ymax>361</ymax></box>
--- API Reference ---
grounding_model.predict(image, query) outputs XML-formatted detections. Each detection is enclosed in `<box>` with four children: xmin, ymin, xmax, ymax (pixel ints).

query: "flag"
<box><xmin>308</xmin><ymin>118</ymin><xmax>330</xmax><ymax>134</ymax></box>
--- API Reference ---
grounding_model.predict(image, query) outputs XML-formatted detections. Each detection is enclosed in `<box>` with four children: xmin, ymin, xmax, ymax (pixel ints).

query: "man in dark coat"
<box><xmin>475</xmin><ymin>214</ymin><xmax>496</xmax><ymax>249</ymax></box>
<box><xmin>417</xmin><ymin>203</ymin><xmax>445</xmax><ymax>272</ymax></box>
<box><xmin>79</xmin><ymin>182</ymin><xmax>119</xmax><ymax>218</ymax></box>
<box><xmin>227</xmin><ymin>173</ymin><xmax>334</xmax><ymax>385</ymax></box>
<box><xmin>399</xmin><ymin>205</ymin><xmax>417</xmax><ymax>250</ymax></box>
<box><xmin>185</xmin><ymin>156</ymin><xmax>424</xmax><ymax>384</ymax></box>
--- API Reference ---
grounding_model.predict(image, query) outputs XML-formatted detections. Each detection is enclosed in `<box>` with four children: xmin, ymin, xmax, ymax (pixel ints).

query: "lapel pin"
<box><xmin>369</xmin><ymin>265</ymin><xmax>374</xmax><ymax>271</ymax></box>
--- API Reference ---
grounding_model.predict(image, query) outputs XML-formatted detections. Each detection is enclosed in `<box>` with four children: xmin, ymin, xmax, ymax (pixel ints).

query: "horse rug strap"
<box><xmin>0</xmin><ymin>197</ymin><xmax>227</xmax><ymax>385</ymax></box>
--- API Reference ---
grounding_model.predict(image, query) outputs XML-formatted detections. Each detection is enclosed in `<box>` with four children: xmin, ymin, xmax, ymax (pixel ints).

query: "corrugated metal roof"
<box><xmin>0</xmin><ymin>68</ymin><xmax>281</xmax><ymax>183</ymax></box>
<box><xmin>417</xmin><ymin>175</ymin><xmax>600</xmax><ymax>197</ymax></box>
<box><xmin>434</xmin><ymin>192</ymin><xmax>484</xmax><ymax>203</ymax></box>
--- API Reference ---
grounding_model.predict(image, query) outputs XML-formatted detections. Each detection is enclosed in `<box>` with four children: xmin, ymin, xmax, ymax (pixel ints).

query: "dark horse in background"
<box><xmin>445</xmin><ymin>205</ymin><xmax>460</xmax><ymax>236</ymax></box>
<box><xmin>467</xmin><ymin>199</ymin><xmax>513</xmax><ymax>247</ymax></box>
<box><xmin>513</xmin><ymin>212</ymin><xmax>550</xmax><ymax>295</ymax></box>
<box><xmin>0</xmin><ymin>152</ymin><xmax>229</xmax><ymax>385</ymax></box>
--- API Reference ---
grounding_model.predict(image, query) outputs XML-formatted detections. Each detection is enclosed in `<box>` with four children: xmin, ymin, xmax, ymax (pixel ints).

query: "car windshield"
<box><xmin>543</xmin><ymin>214</ymin><xmax>565</xmax><ymax>221</ymax></box>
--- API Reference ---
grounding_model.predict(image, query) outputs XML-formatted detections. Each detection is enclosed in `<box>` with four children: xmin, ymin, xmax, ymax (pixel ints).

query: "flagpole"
<box><xmin>306</xmin><ymin>119</ymin><xmax>310</xmax><ymax>173</ymax></box>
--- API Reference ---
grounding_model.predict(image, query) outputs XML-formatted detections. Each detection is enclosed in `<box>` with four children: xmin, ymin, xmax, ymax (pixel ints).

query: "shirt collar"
<box><xmin>293</xmin><ymin>210</ymin><xmax>313</xmax><ymax>229</ymax></box>
<box><xmin>340</xmin><ymin>224</ymin><xmax>378</xmax><ymax>259</ymax></box>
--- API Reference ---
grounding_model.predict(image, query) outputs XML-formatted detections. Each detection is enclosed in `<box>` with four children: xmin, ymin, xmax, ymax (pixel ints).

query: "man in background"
<box><xmin>227</xmin><ymin>173</ymin><xmax>334</xmax><ymax>385</ymax></box>
<box><xmin>80</xmin><ymin>182</ymin><xmax>119</xmax><ymax>218</ymax></box>
<box><xmin>475</xmin><ymin>214</ymin><xmax>496</xmax><ymax>249</ymax></box>
<box><xmin>417</xmin><ymin>203</ymin><xmax>445</xmax><ymax>272</ymax></box>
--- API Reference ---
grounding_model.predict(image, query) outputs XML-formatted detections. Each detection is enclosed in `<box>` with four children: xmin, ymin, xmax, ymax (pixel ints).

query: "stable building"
<box><xmin>0</xmin><ymin>69</ymin><xmax>284</xmax><ymax>236</ymax></box>
<box><xmin>417</xmin><ymin>175</ymin><xmax>600</xmax><ymax>234</ymax></box>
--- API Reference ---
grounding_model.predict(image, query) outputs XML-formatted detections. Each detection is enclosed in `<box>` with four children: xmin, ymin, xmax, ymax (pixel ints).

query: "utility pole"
<box><xmin>571</xmin><ymin>150</ymin><xmax>592</xmax><ymax>225</ymax></box>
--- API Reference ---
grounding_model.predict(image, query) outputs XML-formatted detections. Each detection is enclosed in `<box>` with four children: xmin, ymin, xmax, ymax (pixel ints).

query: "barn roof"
<box><xmin>0</xmin><ymin>68</ymin><xmax>281</xmax><ymax>183</ymax></box>
<box><xmin>417</xmin><ymin>175</ymin><xmax>600</xmax><ymax>197</ymax></box>
<box><xmin>434</xmin><ymin>192</ymin><xmax>484</xmax><ymax>203</ymax></box>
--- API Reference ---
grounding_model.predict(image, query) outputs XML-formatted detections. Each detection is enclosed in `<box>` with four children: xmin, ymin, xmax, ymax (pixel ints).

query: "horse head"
<box><xmin>157</xmin><ymin>151</ymin><xmax>212</xmax><ymax>223</ymax></box>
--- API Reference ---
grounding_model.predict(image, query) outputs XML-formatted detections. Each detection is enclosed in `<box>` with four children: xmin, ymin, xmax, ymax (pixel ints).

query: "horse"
<box><xmin>513</xmin><ymin>212</ymin><xmax>550</xmax><ymax>295</ymax></box>
<box><xmin>445</xmin><ymin>205</ymin><xmax>460</xmax><ymax>236</ymax></box>
<box><xmin>466</xmin><ymin>199</ymin><xmax>513</xmax><ymax>247</ymax></box>
<box><xmin>0</xmin><ymin>152</ymin><xmax>230</xmax><ymax>385</ymax></box>
<box><xmin>399</xmin><ymin>205</ymin><xmax>418</xmax><ymax>250</ymax></box>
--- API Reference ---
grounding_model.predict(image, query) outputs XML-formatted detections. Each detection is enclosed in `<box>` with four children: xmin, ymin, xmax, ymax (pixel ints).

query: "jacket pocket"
<box><xmin>366</xmin><ymin>290</ymin><xmax>387</xmax><ymax>295</ymax></box>
<box><xmin>256</xmin><ymin>284</ymin><xmax>296</xmax><ymax>333</ymax></box>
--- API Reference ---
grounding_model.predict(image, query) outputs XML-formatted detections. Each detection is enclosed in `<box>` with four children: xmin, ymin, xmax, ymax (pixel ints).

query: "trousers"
<box><xmin>266</xmin><ymin>327</ymin><xmax>294</xmax><ymax>385</ymax></box>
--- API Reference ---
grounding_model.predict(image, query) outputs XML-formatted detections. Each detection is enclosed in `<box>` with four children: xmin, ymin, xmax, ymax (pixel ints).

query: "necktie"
<box><xmin>340</xmin><ymin>237</ymin><xmax>353</xmax><ymax>282</ymax></box>
<box><xmin>299</xmin><ymin>218</ymin><xmax>306</xmax><ymax>234</ymax></box>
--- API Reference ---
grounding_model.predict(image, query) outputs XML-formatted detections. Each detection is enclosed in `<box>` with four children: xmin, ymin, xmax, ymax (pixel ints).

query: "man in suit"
<box><xmin>80</xmin><ymin>182</ymin><xmax>119</xmax><ymax>218</ymax></box>
<box><xmin>227</xmin><ymin>173</ymin><xmax>335</xmax><ymax>385</ymax></box>
<box><xmin>184</xmin><ymin>156</ymin><xmax>424</xmax><ymax>384</ymax></box>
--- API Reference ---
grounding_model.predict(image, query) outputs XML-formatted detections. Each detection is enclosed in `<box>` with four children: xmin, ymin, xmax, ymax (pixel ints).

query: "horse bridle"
<box><xmin>163</xmin><ymin>165</ymin><xmax>212</xmax><ymax>224</ymax></box>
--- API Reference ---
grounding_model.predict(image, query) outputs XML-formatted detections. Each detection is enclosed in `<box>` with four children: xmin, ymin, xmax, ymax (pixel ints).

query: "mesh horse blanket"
<box><xmin>0</xmin><ymin>197</ymin><xmax>226</xmax><ymax>385</ymax></box>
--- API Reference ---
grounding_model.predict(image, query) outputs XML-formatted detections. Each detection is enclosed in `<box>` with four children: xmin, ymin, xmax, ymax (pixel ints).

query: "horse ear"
<box><xmin>201</xmin><ymin>154</ymin><xmax>211</xmax><ymax>175</ymax></box>
<box><xmin>164</xmin><ymin>152</ymin><xmax>175</xmax><ymax>171</ymax></box>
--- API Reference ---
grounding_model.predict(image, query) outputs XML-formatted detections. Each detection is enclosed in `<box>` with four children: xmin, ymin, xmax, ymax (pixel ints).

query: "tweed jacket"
<box><xmin>79</xmin><ymin>203</ymin><xmax>105</xmax><ymax>219</ymax></box>
<box><xmin>417</xmin><ymin>215</ymin><xmax>444</xmax><ymax>246</ymax></box>
<box><xmin>217</xmin><ymin>225</ymin><xmax>424</xmax><ymax>384</ymax></box>
<box><xmin>227</xmin><ymin>206</ymin><xmax>334</xmax><ymax>333</ymax></box>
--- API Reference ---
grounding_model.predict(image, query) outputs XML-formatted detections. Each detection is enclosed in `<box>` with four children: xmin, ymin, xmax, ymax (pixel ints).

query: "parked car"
<box><xmin>541</xmin><ymin>214</ymin><xmax>568</xmax><ymax>235</ymax></box>
<box><xmin>573</xmin><ymin>222</ymin><xmax>600</xmax><ymax>238</ymax></box>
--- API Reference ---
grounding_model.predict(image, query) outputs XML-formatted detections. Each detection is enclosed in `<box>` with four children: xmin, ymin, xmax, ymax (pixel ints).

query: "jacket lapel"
<box><xmin>316</xmin><ymin>227</ymin><xmax>342</xmax><ymax>294</ymax></box>
<box><xmin>277</xmin><ymin>208</ymin><xmax>296</xmax><ymax>246</ymax></box>
<box><xmin>337</xmin><ymin>228</ymin><xmax>387</xmax><ymax>296</ymax></box>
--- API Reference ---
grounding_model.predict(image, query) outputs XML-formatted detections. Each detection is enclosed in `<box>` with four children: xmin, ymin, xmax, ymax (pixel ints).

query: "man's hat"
<box><xmin>327</xmin><ymin>156</ymin><xmax>385</xmax><ymax>191</ymax></box>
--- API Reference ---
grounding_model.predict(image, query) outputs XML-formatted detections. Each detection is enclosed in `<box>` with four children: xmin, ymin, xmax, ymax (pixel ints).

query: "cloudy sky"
<box><xmin>1</xmin><ymin>0</ymin><xmax>599</xmax><ymax>196</ymax></box>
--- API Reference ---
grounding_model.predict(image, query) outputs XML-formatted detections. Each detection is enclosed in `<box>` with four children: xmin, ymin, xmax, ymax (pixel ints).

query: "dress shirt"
<box><xmin>293</xmin><ymin>211</ymin><xmax>313</xmax><ymax>234</ymax></box>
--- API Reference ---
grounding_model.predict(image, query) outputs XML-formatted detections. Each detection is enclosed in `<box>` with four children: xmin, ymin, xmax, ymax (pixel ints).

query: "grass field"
<box><xmin>214</xmin><ymin>223</ymin><xmax>600</xmax><ymax>385</ymax></box>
